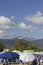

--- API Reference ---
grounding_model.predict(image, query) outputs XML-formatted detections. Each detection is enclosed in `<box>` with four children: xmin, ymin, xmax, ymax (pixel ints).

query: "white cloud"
<box><xmin>18</xmin><ymin>22</ymin><xmax>37</xmax><ymax>32</ymax></box>
<box><xmin>0</xmin><ymin>31</ymin><xmax>7</xmax><ymax>36</ymax></box>
<box><xmin>0</xmin><ymin>16</ymin><xmax>15</xmax><ymax>37</ymax></box>
<box><xmin>0</xmin><ymin>16</ymin><xmax>15</xmax><ymax>30</ymax></box>
<box><xmin>0</xmin><ymin>30</ymin><xmax>15</xmax><ymax>38</ymax></box>
<box><xmin>25</xmin><ymin>11</ymin><xmax>43</xmax><ymax>24</ymax></box>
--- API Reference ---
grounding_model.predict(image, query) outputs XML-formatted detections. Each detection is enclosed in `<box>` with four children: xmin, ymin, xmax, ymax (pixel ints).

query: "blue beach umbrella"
<box><xmin>0</xmin><ymin>52</ymin><xmax>19</xmax><ymax>60</ymax></box>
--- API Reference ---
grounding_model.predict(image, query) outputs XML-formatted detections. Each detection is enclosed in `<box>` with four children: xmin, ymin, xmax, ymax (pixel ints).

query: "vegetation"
<box><xmin>9</xmin><ymin>40</ymin><xmax>28</xmax><ymax>51</ymax></box>
<box><xmin>0</xmin><ymin>43</ymin><xmax>5</xmax><ymax>52</ymax></box>
<box><xmin>9</xmin><ymin>39</ymin><xmax>43</xmax><ymax>52</ymax></box>
<box><xmin>0</xmin><ymin>39</ymin><xmax>43</xmax><ymax>52</ymax></box>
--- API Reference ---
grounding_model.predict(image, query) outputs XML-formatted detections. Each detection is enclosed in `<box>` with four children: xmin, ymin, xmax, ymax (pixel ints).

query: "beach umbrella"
<box><xmin>0</xmin><ymin>52</ymin><xmax>19</xmax><ymax>60</ymax></box>
<box><xmin>19</xmin><ymin>52</ymin><xmax>35</xmax><ymax>63</ymax></box>
<box><xmin>23</xmin><ymin>52</ymin><xmax>35</xmax><ymax>62</ymax></box>
<box><xmin>33</xmin><ymin>52</ymin><xmax>43</xmax><ymax>55</ymax></box>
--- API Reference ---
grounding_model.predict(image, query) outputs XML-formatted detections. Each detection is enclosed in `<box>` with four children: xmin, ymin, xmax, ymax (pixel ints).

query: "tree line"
<box><xmin>0</xmin><ymin>43</ymin><xmax>5</xmax><ymax>52</ymax></box>
<box><xmin>9</xmin><ymin>39</ymin><xmax>43</xmax><ymax>52</ymax></box>
<box><xmin>0</xmin><ymin>39</ymin><xmax>43</xmax><ymax>52</ymax></box>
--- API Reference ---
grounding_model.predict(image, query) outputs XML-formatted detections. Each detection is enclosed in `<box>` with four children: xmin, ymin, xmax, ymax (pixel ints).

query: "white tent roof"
<box><xmin>18</xmin><ymin>52</ymin><xmax>35</xmax><ymax>63</ymax></box>
<box><xmin>33</xmin><ymin>52</ymin><xmax>43</xmax><ymax>55</ymax></box>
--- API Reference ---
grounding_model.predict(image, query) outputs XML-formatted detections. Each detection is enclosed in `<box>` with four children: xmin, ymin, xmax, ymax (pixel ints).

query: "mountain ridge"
<box><xmin>0</xmin><ymin>36</ymin><xmax>43</xmax><ymax>48</ymax></box>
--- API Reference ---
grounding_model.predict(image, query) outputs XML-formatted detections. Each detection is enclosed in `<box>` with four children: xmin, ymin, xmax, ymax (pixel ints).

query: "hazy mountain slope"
<box><xmin>0</xmin><ymin>37</ymin><xmax>43</xmax><ymax>48</ymax></box>
<box><xmin>31</xmin><ymin>39</ymin><xmax>43</xmax><ymax>48</ymax></box>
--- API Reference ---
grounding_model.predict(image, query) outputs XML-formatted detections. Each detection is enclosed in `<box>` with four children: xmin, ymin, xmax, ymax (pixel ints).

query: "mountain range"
<box><xmin>0</xmin><ymin>36</ymin><xmax>43</xmax><ymax>48</ymax></box>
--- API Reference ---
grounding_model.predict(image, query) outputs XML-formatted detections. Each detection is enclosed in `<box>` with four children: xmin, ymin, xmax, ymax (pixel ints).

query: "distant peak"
<box><xmin>17</xmin><ymin>36</ymin><xmax>24</xmax><ymax>39</ymax></box>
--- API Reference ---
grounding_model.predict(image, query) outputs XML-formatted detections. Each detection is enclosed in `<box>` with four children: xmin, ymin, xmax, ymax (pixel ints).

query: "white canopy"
<box><xmin>33</xmin><ymin>52</ymin><xmax>43</xmax><ymax>55</ymax></box>
<box><xmin>18</xmin><ymin>52</ymin><xmax>35</xmax><ymax>63</ymax></box>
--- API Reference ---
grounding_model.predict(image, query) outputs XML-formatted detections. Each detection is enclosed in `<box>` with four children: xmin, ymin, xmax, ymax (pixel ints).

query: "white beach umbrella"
<box><xmin>18</xmin><ymin>52</ymin><xmax>35</xmax><ymax>63</ymax></box>
<box><xmin>33</xmin><ymin>52</ymin><xmax>43</xmax><ymax>55</ymax></box>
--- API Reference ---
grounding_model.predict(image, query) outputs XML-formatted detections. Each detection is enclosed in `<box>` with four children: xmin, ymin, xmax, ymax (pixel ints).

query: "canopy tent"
<box><xmin>0</xmin><ymin>52</ymin><xmax>19</xmax><ymax>60</ymax></box>
<box><xmin>18</xmin><ymin>52</ymin><xmax>35</xmax><ymax>63</ymax></box>
<box><xmin>33</xmin><ymin>52</ymin><xmax>43</xmax><ymax>55</ymax></box>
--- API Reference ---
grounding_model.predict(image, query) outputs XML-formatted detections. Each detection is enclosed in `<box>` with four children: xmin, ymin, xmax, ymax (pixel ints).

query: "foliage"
<box><xmin>9</xmin><ymin>39</ymin><xmax>43</xmax><ymax>52</ymax></box>
<box><xmin>9</xmin><ymin>39</ymin><xmax>42</xmax><ymax>52</ymax></box>
<box><xmin>12</xmin><ymin>40</ymin><xmax>28</xmax><ymax>51</ymax></box>
<box><xmin>0</xmin><ymin>43</ymin><xmax>5</xmax><ymax>52</ymax></box>
<box><xmin>28</xmin><ymin>44</ymin><xmax>38</xmax><ymax>50</ymax></box>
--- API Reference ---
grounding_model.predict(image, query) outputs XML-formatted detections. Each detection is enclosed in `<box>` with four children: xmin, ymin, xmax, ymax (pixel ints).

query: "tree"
<box><xmin>0</xmin><ymin>43</ymin><xmax>5</xmax><ymax>52</ymax></box>
<box><xmin>28</xmin><ymin>44</ymin><xmax>38</xmax><ymax>50</ymax></box>
<box><xmin>9</xmin><ymin>39</ymin><xmax>42</xmax><ymax>52</ymax></box>
<box><xmin>9</xmin><ymin>39</ymin><xmax>28</xmax><ymax>52</ymax></box>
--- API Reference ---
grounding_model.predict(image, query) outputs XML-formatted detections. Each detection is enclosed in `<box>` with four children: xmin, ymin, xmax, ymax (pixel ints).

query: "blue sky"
<box><xmin>0</xmin><ymin>0</ymin><xmax>43</xmax><ymax>39</ymax></box>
